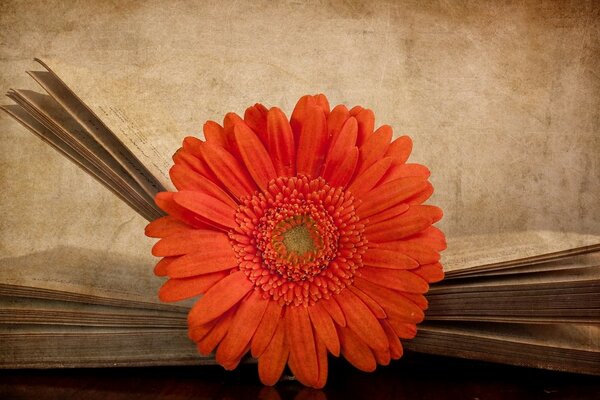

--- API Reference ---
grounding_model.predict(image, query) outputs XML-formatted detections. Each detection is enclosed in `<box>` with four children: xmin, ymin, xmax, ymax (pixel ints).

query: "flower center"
<box><xmin>257</xmin><ymin>199</ymin><xmax>339</xmax><ymax>281</ymax></box>
<box><xmin>281</xmin><ymin>220</ymin><xmax>315</xmax><ymax>256</ymax></box>
<box><xmin>230</xmin><ymin>175</ymin><xmax>367</xmax><ymax>306</ymax></box>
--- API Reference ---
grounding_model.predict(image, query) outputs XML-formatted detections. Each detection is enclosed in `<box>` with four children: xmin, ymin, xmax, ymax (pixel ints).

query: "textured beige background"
<box><xmin>1</xmin><ymin>0</ymin><xmax>599</xmax><ymax>260</ymax></box>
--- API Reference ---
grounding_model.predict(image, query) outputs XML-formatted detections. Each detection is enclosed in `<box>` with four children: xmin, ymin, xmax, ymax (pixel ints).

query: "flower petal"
<box><xmin>320</xmin><ymin>297</ymin><xmax>346</xmax><ymax>327</ymax></box>
<box><xmin>347</xmin><ymin>157</ymin><xmax>392</xmax><ymax>199</ymax></box>
<box><xmin>296</xmin><ymin>106</ymin><xmax>328</xmax><ymax>178</ymax></box>
<box><xmin>325</xmin><ymin>117</ymin><xmax>357</xmax><ymax>166</ymax></box>
<box><xmin>326</xmin><ymin>104</ymin><xmax>349</xmax><ymax>137</ymax></box>
<box><xmin>189</xmin><ymin>318</ymin><xmax>218</xmax><ymax>342</ymax></box>
<box><xmin>375</xmin><ymin>241</ymin><xmax>440</xmax><ymax>265</ymax></box>
<box><xmin>401</xmin><ymin>292</ymin><xmax>429</xmax><ymax>309</ymax></box>
<box><xmin>285</xmin><ymin>306</ymin><xmax>319</xmax><ymax>385</ymax></box>
<box><xmin>365</xmin><ymin>205</ymin><xmax>442</xmax><ymax>242</ymax></box>
<box><xmin>173</xmin><ymin>190</ymin><xmax>237</xmax><ymax>229</ymax></box>
<box><xmin>175</xmin><ymin>145</ymin><xmax>217</xmax><ymax>183</ymax></box>
<box><xmin>258</xmin><ymin>319</ymin><xmax>289</xmax><ymax>386</ymax></box>
<box><xmin>365</xmin><ymin>203</ymin><xmax>410</xmax><ymax>226</ymax></box>
<box><xmin>169</xmin><ymin>164</ymin><xmax>237</xmax><ymax>208</ymax></box>
<box><xmin>196</xmin><ymin>308</ymin><xmax>235</xmax><ymax>355</ymax></box>
<box><xmin>365</xmin><ymin>205</ymin><xmax>442</xmax><ymax>243</ymax></box>
<box><xmin>357</xmin><ymin>177</ymin><xmax>428</xmax><ymax>219</ymax></box>
<box><xmin>244</xmin><ymin>103</ymin><xmax>269</xmax><ymax>146</ymax></box>
<box><xmin>308</xmin><ymin>302</ymin><xmax>340</xmax><ymax>356</ymax></box>
<box><xmin>251</xmin><ymin>300</ymin><xmax>283</xmax><ymax>358</ymax></box>
<box><xmin>407</xmin><ymin>205</ymin><xmax>443</xmax><ymax>223</ymax></box>
<box><xmin>355</xmin><ymin>108</ymin><xmax>374</xmax><ymax>147</ymax></box>
<box><xmin>406</xmin><ymin>182</ymin><xmax>434</xmax><ymax>205</ymax></box>
<box><xmin>223</xmin><ymin>112</ymin><xmax>244</xmax><ymax>156</ymax></box>
<box><xmin>357</xmin><ymin>125</ymin><xmax>393</xmax><ymax>174</ymax></box>
<box><xmin>349</xmin><ymin>105</ymin><xmax>363</xmax><ymax>116</ymax></box>
<box><xmin>188</xmin><ymin>271</ymin><xmax>253</xmax><ymax>325</ymax></box>
<box><xmin>216</xmin><ymin>290</ymin><xmax>269</xmax><ymax>364</ymax></box>
<box><xmin>152</xmin><ymin>229</ymin><xmax>231</xmax><ymax>257</ymax></box>
<box><xmin>386</xmin><ymin>318</ymin><xmax>417</xmax><ymax>339</ymax></box>
<box><xmin>166</xmin><ymin>248</ymin><xmax>237</xmax><ymax>278</ymax></box>
<box><xmin>380</xmin><ymin>319</ymin><xmax>404</xmax><ymax>360</ymax></box>
<box><xmin>145</xmin><ymin>216</ymin><xmax>190</xmax><ymax>238</ymax></box>
<box><xmin>201</xmin><ymin>142</ymin><xmax>257</xmax><ymax>199</ymax></box>
<box><xmin>365</xmin><ymin>215</ymin><xmax>431</xmax><ymax>243</ymax></box>
<box><xmin>314</xmin><ymin>336</ymin><xmax>328</xmax><ymax>389</ymax></box>
<box><xmin>158</xmin><ymin>271</ymin><xmax>229</xmax><ymax>302</ymax></box>
<box><xmin>153</xmin><ymin>256</ymin><xmax>174</xmax><ymax>276</ymax></box>
<box><xmin>373</xmin><ymin>347</ymin><xmax>391</xmax><ymax>366</ymax></box>
<box><xmin>180</xmin><ymin>136</ymin><xmax>204</xmax><ymax>157</ymax></box>
<box><xmin>323</xmin><ymin>147</ymin><xmax>358</xmax><ymax>188</ymax></box>
<box><xmin>385</xmin><ymin>135</ymin><xmax>412</xmax><ymax>164</ymax></box>
<box><xmin>358</xmin><ymin>268</ymin><xmax>429</xmax><ymax>294</ymax></box>
<box><xmin>348</xmin><ymin>286</ymin><xmax>386</xmax><ymax>319</ymax></box>
<box><xmin>234</xmin><ymin>122</ymin><xmax>277</xmax><ymax>191</ymax></box>
<box><xmin>314</xmin><ymin>93</ymin><xmax>330</xmax><ymax>115</ymax></box>
<box><xmin>288</xmin><ymin>342</ymin><xmax>314</xmax><ymax>388</ymax></box>
<box><xmin>154</xmin><ymin>192</ymin><xmax>211</xmax><ymax>229</ymax></box>
<box><xmin>267</xmin><ymin>107</ymin><xmax>296</xmax><ymax>177</ymax></box>
<box><xmin>335</xmin><ymin>289</ymin><xmax>388</xmax><ymax>352</ymax></box>
<box><xmin>407</xmin><ymin>226</ymin><xmax>447</xmax><ymax>251</ymax></box>
<box><xmin>412</xmin><ymin>262</ymin><xmax>445</xmax><ymax>283</ymax></box>
<box><xmin>290</xmin><ymin>95</ymin><xmax>318</xmax><ymax>141</ymax></box>
<box><xmin>353</xmin><ymin>277</ymin><xmax>425</xmax><ymax>323</ymax></box>
<box><xmin>220</xmin><ymin>351</ymin><xmax>247</xmax><ymax>371</ymax></box>
<box><xmin>379</xmin><ymin>163</ymin><xmax>430</xmax><ymax>185</ymax></box>
<box><xmin>338</xmin><ymin>326</ymin><xmax>376</xmax><ymax>372</ymax></box>
<box><xmin>361</xmin><ymin>247</ymin><xmax>420</xmax><ymax>270</ymax></box>
<box><xmin>203</xmin><ymin>121</ymin><xmax>228</xmax><ymax>148</ymax></box>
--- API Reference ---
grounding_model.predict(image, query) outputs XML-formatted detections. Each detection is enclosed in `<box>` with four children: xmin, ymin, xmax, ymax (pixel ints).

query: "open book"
<box><xmin>1</xmin><ymin>59</ymin><xmax>599</xmax><ymax>375</ymax></box>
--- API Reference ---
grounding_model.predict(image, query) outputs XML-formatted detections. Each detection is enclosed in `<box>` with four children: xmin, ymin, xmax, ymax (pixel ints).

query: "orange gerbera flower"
<box><xmin>145</xmin><ymin>94</ymin><xmax>445</xmax><ymax>388</ymax></box>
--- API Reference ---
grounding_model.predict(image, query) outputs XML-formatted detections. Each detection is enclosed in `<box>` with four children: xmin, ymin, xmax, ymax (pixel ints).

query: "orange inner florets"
<box><xmin>230</xmin><ymin>175</ymin><xmax>368</xmax><ymax>306</ymax></box>
<box><xmin>258</xmin><ymin>202</ymin><xmax>339</xmax><ymax>281</ymax></box>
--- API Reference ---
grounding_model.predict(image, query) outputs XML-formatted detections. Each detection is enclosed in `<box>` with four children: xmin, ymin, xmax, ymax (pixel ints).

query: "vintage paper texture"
<box><xmin>1</xmin><ymin>1</ymin><xmax>599</xmax><ymax>269</ymax></box>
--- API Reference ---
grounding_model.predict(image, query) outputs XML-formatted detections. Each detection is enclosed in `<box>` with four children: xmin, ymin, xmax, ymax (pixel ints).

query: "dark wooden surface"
<box><xmin>1</xmin><ymin>353</ymin><xmax>598</xmax><ymax>400</ymax></box>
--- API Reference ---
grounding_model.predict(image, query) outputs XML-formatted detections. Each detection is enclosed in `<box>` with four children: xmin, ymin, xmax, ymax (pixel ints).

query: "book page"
<box><xmin>12</xmin><ymin>89</ymin><xmax>162</xmax><ymax>219</ymax></box>
<box><xmin>458</xmin><ymin>252</ymin><xmax>600</xmax><ymax>278</ymax></box>
<box><xmin>36</xmin><ymin>58</ymin><xmax>179</xmax><ymax>192</ymax></box>
<box><xmin>28</xmin><ymin>66</ymin><xmax>168</xmax><ymax>197</ymax></box>
<box><xmin>0</xmin><ymin>104</ymin><xmax>153</xmax><ymax>220</ymax></box>
<box><xmin>0</xmin><ymin>246</ymin><xmax>193</xmax><ymax>312</ymax></box>
<box><xmin>407</xmin><ymin>323</ymin><xmax>600</xmax><ymax>374</ymax></box>
<box><xmin>433</xmin><ymin>264</ymin><xmax>600</xmax><ymax>292</ymax></box>
<box><xmin>443</xmin><ymin>231</ymin><xmax>600</xmax><ymax>274</ymax></box>
<box><xmin>418</xmin><ymin>323</ymin><xmax>600</xmax><ymax>351</ymax></box>
<box><xmin>0</xmin><ymin>326</ymin><xmax>206</xmax><ymax>368</ymax></box>
<box><xmin>0</xmin><ymin>301</ymin><xmax>187</xmax><ymax>327</ymax></box>
<box><xmin>4</xmin><ymin>91</ymin><xmax>161</xmax><ymax>220</ymax></box>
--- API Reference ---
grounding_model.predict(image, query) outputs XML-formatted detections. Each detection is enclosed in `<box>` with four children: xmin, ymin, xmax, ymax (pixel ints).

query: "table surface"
<box><xmin>1</xmin><ymin>353</ymin><xmax>598</xmax><ymax>400</ymax></box>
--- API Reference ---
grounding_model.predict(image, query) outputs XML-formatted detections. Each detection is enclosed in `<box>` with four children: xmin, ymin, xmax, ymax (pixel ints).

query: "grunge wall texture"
<box><xmin>0</xmin><ymin>1</ymin><xmax>598</xmax><ymax>259</ymax></box>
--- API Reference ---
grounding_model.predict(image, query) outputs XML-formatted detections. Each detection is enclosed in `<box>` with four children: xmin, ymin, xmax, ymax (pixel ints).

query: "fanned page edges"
<box><xmin>3</xmin><ymin>89</ymin><xmax>159</xmax><ymax>221</ymax></box>
<box><xmin>33</xmin><ymin>57</ymin><xmax>180</xmax><ymax>193</ymax></box>
<box><xmin>1</xmin><ymin>58</ymin><xmax>166</xmax><ymax>220</ymax></box>
<box><xmin>32</xmin><ymin>58</ymin><xmax>165</xmax><ymax>197</ymax></box>
<box><xmin>406</xmin><ymin>323</ymin><xmax>600</xmax><ymax>376</ymax></box>
<box><xmin>147</xmin><ymin>94</ymin><xmax>448</xmax><ymax>388</ymax></box>
<box><xmin>0</xmin><ymin>246</ymin><xmax>599</xmax><ymax>373</ymax></box>
<box><xmin>443</xmin><ymin>231</ymin><xmax>600</xmax><ymax>277</ymax></box>
<box><xmin>0</xmin><ymin>103</ymin><xmax>152</xmax><ymax>220</ymax></box>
